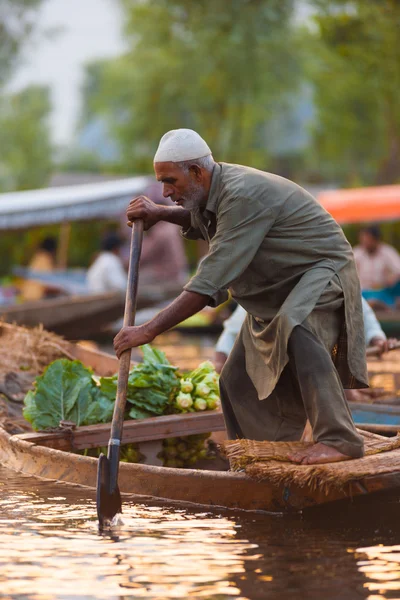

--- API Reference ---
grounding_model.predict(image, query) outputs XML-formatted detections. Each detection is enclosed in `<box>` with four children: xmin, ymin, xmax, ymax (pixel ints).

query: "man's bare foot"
<box><xmin>287</xmin><ymin>442</ymin><xmax>352</xmax><ymax>465</ymax></box>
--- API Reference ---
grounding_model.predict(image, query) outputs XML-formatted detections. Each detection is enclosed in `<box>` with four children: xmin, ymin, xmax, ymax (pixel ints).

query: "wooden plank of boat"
<box><xmin>356</xmin><ymin>423</ymin><xmax>400</xmax><ymax>436</ymax></box>
<box><xmin>17</xmin><ymin>411</ymin><xmax>227</xmax><ymax>451</ymax></box>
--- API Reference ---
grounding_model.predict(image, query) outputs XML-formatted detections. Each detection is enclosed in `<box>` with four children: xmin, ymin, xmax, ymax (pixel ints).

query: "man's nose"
<box><xmin>162</xmin><ymin>184</ymin><xmax>173</xmax><ymax>198</ymax></box>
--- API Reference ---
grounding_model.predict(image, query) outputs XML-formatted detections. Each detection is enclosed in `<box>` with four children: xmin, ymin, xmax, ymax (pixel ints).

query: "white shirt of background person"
<box><xmin>86</xmin><ymin>252</ymin><xmax>127</xmax><ymax>294</ymax></box>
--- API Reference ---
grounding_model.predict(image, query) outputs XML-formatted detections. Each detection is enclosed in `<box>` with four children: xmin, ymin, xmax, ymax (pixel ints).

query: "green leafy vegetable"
<box><xmin>173</xmin><ymin>360</ymin><xmax>220</xmax><ymax>413</ymax></box>
<box><xmin>23</xmin><ymin>359</ymin><xmax>114</xmax><ymax>431</ymax></box>
<box><xmin>98</xmin><ymin>344</ymin><xmax>180</xmax><ymax>418</ymax></box>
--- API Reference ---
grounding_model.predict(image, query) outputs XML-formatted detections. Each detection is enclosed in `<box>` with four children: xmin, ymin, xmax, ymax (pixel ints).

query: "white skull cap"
<box><xmin>154</xmin><ymin>128</ymin><xmax>211</xmax><ymax>163</ymax></box>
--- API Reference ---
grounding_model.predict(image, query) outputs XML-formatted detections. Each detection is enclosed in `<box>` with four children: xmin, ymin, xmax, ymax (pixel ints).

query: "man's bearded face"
<box><xmin>154</xmin><ymin>162</ymin><xmax>207</xmax><ymax>210</ymax></box>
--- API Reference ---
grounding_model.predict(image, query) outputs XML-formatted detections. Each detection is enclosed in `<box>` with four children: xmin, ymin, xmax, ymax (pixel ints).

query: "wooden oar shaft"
<box><xmin>109</xmin><ymin>220</ymin><xmax>143</xmax><ymax>487</ymax></box>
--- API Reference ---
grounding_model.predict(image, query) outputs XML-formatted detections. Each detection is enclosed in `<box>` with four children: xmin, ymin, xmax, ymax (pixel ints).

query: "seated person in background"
<box><xmin>120</xmin><ymin>181</ymin><xmax>188</xmax><ymax>285</ymax></box>
<box><xmin>214</xmin><ymin>298</ymin><xmax>397</xmax><ymax>374</ymax></box>
<box><xmin>20</xmin><ymin>236</ymin><xmax>58</xmax><ymax>301</ymax></box>
<box><xmin>353</xmin><ymin>225</ymin><xmax>400</xmax><ymax>309</ymax></box>
<box><xmin>86</xmin><ymin>233</ymin><xmax>127</xmax><ymax>294</ymax></box>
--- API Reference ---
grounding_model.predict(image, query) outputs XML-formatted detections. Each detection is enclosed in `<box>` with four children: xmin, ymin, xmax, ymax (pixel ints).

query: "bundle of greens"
<box><xmin>98</xmin><ymin>344</ymin><xmax>180</xmax><ymax>419</ymax></box>
<box><xmin>23</xmin><ymin>346</ymin><xmax>221</xmax><ymax>439</ymax></box>
<box><xmin>23</xmin><ymin>359</ymin><xmax>114</xmax><ymax>431</ymax></box>
<box><xmin>174</xmin><ymin>361</ymin><xmax>220</xmax><ymax>413</ymax></box>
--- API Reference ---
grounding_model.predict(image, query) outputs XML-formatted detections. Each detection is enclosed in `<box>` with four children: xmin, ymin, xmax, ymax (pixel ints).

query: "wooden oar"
<box><xmin>96</xmin><ymin>219</ymin><xmax>143</xmax><ymax>528</ymax></box>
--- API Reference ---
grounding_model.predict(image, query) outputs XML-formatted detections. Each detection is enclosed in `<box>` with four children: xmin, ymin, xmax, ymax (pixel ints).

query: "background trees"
<box><xmin>307</xmin><ymin>0</ymin><xmax>400</xmax><ymax>185</ymax></box>
<box><xmin>0</xmin><ymin>0</ymin><xmax>53</xmax><ymax>192</ymax></box>
<box><xmin>75</xmin><ymin>0</ymin><xmax>303</xmax><ymax>174</ymax></box>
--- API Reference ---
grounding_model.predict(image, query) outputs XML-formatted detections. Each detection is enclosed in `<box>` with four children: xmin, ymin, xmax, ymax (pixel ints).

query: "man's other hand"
<box><xmin>126</xmin><ymin>196</ymin><xmax>164</xmax><ymax>230</ymax></box>
<box><xmin>370</xmin><ymin>336</ymin><xmax>398</xmax><ymax>357</ymax></box>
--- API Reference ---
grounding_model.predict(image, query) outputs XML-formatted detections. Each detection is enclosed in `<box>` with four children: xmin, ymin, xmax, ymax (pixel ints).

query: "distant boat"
<box><xmin>0</xmin><ymin>283</ymin><xmax>182</xmax><ymax>339</ymax></box>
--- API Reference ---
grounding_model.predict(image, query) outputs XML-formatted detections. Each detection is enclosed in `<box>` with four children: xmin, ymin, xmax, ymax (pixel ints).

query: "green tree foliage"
<box><xmin>0</xmin><ymin>85</ymin><xmax>53</xmax><ymax>191</ymax></box>
<box><xmin>0</xmin><ymin>0</ymin><xmax>52</xmax><ymax>193</ymax></box>
<box><xmin>0</xmin><ymin>0</ymin><xmax>44</xmax><ymax>85</ymax></box>
<box><xmin>308</xmin><ymin>0</ymin><xmax>400</xmax><ymax>185</ymax></box>
<box><xmin>77</xmin><ymin>0</ymin><xmax>302</xmax><ymax>173</ymax></box>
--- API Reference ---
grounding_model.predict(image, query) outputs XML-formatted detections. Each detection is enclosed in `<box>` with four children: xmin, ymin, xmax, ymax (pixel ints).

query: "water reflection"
<box><xmin>356</xmin><ymin>543</ymin><xmax>400</xmax><ymax>598</ymax></box>
<box><xmin>0</xmin><ymin>467</ymin><xmax>261</xmax><ymax>599</ymax></box>
<box><xmin>2</xmin><ymin>465</ymin><xmax>400</xmax><ymax>599</ymax></box>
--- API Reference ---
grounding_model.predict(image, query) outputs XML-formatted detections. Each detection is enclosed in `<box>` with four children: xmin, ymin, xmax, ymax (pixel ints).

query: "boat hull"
<box><xmin>2</xmin><ymin>425</ymin><xmax>400</xmax><ymax>512</ymax></box>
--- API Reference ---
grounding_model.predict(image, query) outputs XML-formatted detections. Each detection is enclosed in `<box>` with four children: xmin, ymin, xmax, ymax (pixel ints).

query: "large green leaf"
<box><xmin>23</xmin><ymin>359</ymin><xmax>113</xmax><ymax>431</ymax></box>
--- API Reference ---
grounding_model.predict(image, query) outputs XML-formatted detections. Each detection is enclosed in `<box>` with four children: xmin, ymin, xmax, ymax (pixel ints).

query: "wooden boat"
<box><xmin>0</xmin><ymin>283</ymin><xmax>181</xmax><ymax>339</ymax></box>
<box><xmin>351</xmin><ymin>403</ymin><xmax>400</xmax><ymax>436</ymax></box>
<box><xmin>347</xmin><ymin>347</ymin><xmax>400</xmax><ymax>435</ymax></box>
<box><xmin>1</xmin><ymin>336</ymin><xmax>400</xmax><ymax>513</ymax></box>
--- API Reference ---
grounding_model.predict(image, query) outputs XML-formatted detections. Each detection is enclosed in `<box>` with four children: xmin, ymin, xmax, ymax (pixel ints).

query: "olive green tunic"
<box><xmin>183</xmin><ymin>162</ymin><xmax>368</xmax><ymax>400</ymax></box>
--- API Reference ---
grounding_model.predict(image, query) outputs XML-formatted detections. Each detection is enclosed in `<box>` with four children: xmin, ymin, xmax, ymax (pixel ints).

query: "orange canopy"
<box><xmin>317</xmin><ymin>184</ymin><xmax>400</xmax><ymax>225</ymax></box>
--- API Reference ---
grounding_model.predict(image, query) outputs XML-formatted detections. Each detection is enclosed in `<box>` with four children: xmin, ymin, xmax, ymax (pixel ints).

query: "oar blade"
<box><xmin>96</xmin><ymin>453</ymin><xmax>122</xmax><ymax>528</ymax></box>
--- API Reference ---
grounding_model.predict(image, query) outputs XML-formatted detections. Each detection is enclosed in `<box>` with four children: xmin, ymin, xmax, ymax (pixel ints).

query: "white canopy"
<box><xmin>0</xmin><ymin>176</ymin><xmax>152</xmax><ymax>230</ymax></box>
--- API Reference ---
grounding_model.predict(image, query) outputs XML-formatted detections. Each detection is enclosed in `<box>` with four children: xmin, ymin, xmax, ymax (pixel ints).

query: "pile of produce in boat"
<box><xmin>97</xmin><ymin>347</ymin><xmax>220</xmax><ymax>417</ymax></box>
<box><xmin>158</xmin><ymin>433</ymin><xmax>213</xmax><ymax>468</ymax></box>
<box><xmin>83</xmin><ymin>442</ymin><xmax>142</xmax><ymax>463</ymax></box>
<box><xmin>22</xmin><ymin>344</ymin><xmax>221</xmax><ymax>468</ymax></box>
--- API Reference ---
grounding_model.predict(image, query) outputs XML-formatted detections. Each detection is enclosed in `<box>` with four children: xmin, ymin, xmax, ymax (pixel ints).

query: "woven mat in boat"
<box><xmin>222</xmin><ymin>430</ymin><xmax>400</xmax><ymax>494</ymax></box>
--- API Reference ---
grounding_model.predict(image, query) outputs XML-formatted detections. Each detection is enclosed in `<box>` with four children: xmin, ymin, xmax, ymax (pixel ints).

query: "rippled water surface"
<box><xmin>1</xmin><ymin>465</ymin><xmax>400</xmax><ymax>599</ymax></box>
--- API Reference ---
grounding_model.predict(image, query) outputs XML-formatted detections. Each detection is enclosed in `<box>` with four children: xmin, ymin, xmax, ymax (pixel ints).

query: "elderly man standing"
<box><xmin>114</xmin><ymin>128</ymin><xmax>368</xmax><ymax>465</ymax></box>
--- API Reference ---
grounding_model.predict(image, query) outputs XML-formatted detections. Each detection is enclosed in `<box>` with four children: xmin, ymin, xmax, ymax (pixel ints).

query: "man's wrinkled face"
<box><xmin>154</xmin><ymin>162</ymin><xmax>207</xmax><ymax>211</ymax></box>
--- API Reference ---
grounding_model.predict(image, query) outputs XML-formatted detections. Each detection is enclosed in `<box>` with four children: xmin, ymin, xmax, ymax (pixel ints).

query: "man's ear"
<box><xmin>189</xmin><ymin>164</ymin><xmax>203</xmax><ymax>181</ymax></box>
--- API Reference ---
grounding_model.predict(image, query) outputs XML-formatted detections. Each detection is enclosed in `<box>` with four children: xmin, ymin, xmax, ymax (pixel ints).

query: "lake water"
<box><xmin>1</xmin><ymin>464</ymin><xmax>400</xmax><ymax>600</ymax></box>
